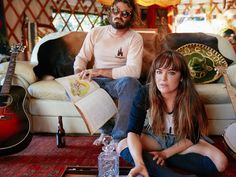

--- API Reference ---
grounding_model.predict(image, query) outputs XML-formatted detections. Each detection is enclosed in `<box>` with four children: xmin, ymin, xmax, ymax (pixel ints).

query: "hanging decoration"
<box><xmin>96</xmin><ymin>0</ymin><xmax>181</xmax><ymax>7</ymax></box>
<box><xmin>136</xmin><ymin>0</ymin><xmax>180</xmax><ymax>7</ymax></box>
<box><xmin>96</xmin><ymin>0</ymin><xmax>113</xmax><ymax>6</ymax></box>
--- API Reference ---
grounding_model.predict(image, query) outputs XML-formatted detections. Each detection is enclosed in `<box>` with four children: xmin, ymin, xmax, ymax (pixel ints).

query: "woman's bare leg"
<box><xmin>117</xmin><ymin>133</ymin><xmax>161</xmax><ymax>154</ymax></box>
<box><xmin>181</xmin><ymin>139</ymin><xmax>228</xmax><ymax>172</ymax></box>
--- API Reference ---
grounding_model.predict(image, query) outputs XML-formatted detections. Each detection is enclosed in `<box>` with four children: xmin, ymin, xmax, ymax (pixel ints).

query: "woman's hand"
<box><xmin>128</xmin><ymin>164</ymin><xmax>149</xmax><ymax>177</ymax></box>
<box><xmin>149</xmin><ymin>151</ymin><xmax>167</xmax><ymax>166</ymax></box>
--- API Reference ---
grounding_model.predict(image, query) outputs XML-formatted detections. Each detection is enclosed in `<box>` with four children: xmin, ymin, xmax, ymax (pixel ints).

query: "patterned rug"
<box><xmin>0</xmin><ymin>134</ymin><xmax>235</xmax><ymax>177</ymax></box>
<box><xmin>0</xmin><ymin>134</ymin><xmax>102</xmax><ymax>177</ymax></box>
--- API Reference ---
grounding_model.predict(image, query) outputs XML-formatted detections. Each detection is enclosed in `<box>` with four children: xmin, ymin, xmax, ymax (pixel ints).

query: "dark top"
<box><xmin>127</xmin><ymin>84</ymin><xmax>200</xmax><ymax>144</ymax></box>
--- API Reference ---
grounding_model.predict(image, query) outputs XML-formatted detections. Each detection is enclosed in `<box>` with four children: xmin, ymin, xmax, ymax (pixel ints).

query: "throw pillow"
<box><xmin>163</xmin><ymin>33</ymin><xmax>234</xmax><ymax>65</ymax></box>
<box><xmin>176</xmin><ymin>43</ymin><xmax>228</xmax><ymax>84</ymax></box>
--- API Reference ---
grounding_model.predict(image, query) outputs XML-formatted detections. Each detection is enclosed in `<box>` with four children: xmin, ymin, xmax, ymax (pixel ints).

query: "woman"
<box><xmin>117</xmin><ymin>50</ymin><xmax>228</xmax><ymax>177</ymax></box>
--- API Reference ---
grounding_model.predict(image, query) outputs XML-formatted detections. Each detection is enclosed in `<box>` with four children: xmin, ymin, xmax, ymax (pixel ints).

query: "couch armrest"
<box><xmin>0</xmin><ymin>61</ymin><xmax>38</xmax><ymax>88</ymax></box>
<box><xmin>227</xmin><ymin>64</ymin><xmax>236</xmax><ymax>87</ymax></box>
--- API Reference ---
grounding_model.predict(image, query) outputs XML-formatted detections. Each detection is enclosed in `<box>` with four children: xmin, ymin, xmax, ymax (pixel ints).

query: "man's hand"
<box><xmin>77</xmin><ymin>69</ymin><xmax>91</xmax><ymax>81</ymax></box>
<box><xmin>78</xmin><ymin>69</ymin><xmax>101</xmax><ymax>81</ymax></box>
<box><xmin>149</xmin><ymin>151</ymin><xmax>167</xmax><ymax>166</ymax></box>
<box><xmin>78</xmin><ymin>68</ymin><xmax>112</xmax><ymax>80</ymax></box>
<box><xmin>128</xmin><ymin>164</ymin><xmax>149</xmax><ymax>177</ymax></box>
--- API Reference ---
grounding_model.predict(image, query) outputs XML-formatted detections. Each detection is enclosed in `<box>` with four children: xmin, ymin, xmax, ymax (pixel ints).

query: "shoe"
<box><xmin>93</xmin><ymin>133</ymin><xmax>110</xmax><ymax>146</ymax></box>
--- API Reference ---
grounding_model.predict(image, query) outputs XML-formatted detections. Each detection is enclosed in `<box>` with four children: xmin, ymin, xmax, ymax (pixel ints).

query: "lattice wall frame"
<box><xmin>3</xmin><ymin>0</ymin><xmax>109</xmax><ymax>60</ymax></box>
<box><xmin>3</xmin><ymin>0</ymin><xmax>233</xmax><ymax>60</ymax></box>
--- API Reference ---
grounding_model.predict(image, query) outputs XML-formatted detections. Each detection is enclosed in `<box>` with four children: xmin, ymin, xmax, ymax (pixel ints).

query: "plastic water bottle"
<box><xmin>98</xmin><ymin>136</ymin><xmax>119</xmax><ymax>177</ymax></box>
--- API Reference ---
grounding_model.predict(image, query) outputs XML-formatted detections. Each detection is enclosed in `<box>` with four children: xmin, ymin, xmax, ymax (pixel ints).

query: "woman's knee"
<box><xmin>201</xmin><ymin>141</ymin><xmax>228</xmax><ymax>172</ymax></box>
<box><xmin>116</xmin><ymin>138</ymin><xmax>128</xmax><ymax>154</ymax></box>
<box><xmin>187</xmin><ymin>139</ymin><xmax>228</xmax><ymax>172</ymax></box>
<box><xmin>215</xmin><ymin>153</ymin><xmax>228</xmax><ymax>172</ymax></box>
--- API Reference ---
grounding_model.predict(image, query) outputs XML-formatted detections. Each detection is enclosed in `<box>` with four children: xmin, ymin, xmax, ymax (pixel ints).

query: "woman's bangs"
<box><xmin>155</xmin><ymin>53</ymin><xmax>181</xmax><ymax>71</ymax></box>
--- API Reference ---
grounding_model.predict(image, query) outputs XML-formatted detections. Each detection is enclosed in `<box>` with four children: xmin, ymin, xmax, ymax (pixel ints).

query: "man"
<box><xmin>74</xmin><ymin>0</ymin><xmax>143</xmax><ymax>145</ymax></box>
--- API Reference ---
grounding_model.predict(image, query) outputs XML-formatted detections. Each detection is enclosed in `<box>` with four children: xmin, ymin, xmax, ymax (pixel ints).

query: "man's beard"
<box><xmin>109</xmin><ymin>17</ymin><xmax>131</xmax><ymax>29</ymax></box>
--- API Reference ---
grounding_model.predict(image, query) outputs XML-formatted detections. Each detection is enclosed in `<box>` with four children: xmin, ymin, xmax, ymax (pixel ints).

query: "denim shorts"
<box><xmin>143</xmin><ymin>126</ymin><xmax>176</xmax><ymax>150</ymax></box>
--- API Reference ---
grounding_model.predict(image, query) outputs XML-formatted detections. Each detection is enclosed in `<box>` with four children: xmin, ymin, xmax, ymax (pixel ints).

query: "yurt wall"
<box><xmin>2</xmin><ymin>0</ymin><xmax>235</xmax><ymax>60</ymax></box>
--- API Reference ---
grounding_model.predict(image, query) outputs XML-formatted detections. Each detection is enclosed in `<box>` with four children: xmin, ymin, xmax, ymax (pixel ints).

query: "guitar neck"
<box><xmin>222</xmin><ymin>72</ymin><xmax>236</xmax><ymax>116</ymax></box>
<box><xmin>1</xmin><ymin>53</ymin><xmax>17</xmax><ymax>94</ymax></box>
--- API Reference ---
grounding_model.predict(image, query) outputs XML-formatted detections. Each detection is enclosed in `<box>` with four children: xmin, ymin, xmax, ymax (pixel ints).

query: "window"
<box><xmin>174</xmin><ymin>14</ymin><xmax>214</xmax><ymax>33</ymax></box>
<box><xmin>52</xmin><ymin>11</ymin><xmax>107</xmax><ymax>32</ymax></box>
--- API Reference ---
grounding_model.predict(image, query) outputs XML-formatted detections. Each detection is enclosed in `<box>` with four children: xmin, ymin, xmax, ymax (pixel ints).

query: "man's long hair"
<box><xmin>147</xmin><ymin>50</ymin><xmax>208</xmax><ymax>141</ymax></box>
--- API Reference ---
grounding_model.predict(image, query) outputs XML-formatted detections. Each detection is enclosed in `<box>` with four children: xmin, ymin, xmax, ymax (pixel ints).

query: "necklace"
<box><xmin>167</xmin><ymin>110</ymin><xmax>173</xmax><ymax>115</ymax></box>
<box><xmin>166</xmin><ymin>114</ymin><xmax>173</xmax><ymax>134</ymax></box>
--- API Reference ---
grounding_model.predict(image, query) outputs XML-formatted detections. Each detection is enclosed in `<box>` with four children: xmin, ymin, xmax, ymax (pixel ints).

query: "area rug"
<box><xmin>0</xmin><ymin>134</ymin><xmax>101</xmax><ymax>177</ymax></box>
<box><xmin>0</xmin><ymin>134</ymin><xmax>235</xmax><ymax>177</ymax></box>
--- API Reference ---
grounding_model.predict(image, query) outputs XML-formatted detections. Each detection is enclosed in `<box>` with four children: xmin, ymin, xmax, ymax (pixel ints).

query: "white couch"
<box><xmin>0</xmin><ymin>31</ymin><xmax>236</xmax><ymax>135</ymax></box>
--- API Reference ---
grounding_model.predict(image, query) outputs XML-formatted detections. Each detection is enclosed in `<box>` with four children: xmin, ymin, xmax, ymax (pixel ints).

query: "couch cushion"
<box><xmin>227</xmin><ymin>64</ymin><xmax>236</xmax><ymax>87</ymax></box>
<box><xmin>195</xmin><ymin>83</ymin><xmax>235</xmax><ymax>104</ymax></box>
<box><xmin>0</xmin><ymin>61</ymin><xmax>37</xmax><ymax>84</ymax></box>
<box><xmin>140</xmin><ymin>32</ymin><xmax>161</xmax><ymax>82</ymax></box>
<box><xmin>163</xmin><ymin>32</ymin><xmax>235</xmax><ymax>64</ymax></box>
<box><xmin>28</xmin><ymin>98</ymin><xmax>79</xmax><ymax>116</ymax></box>
<box><xmin>32</xmin><ymin>31</ymin><xmax>87</xmax><ymax>79</ymax></box>
<box><xmin>177</xmin><ymin>43</ymin><xmax>228</xmax><ymax>83</ymax></box>
<box><xmin>28</xmin><ymin>80</ymin><xmax>68</xmax><ymax>100</ymax></box>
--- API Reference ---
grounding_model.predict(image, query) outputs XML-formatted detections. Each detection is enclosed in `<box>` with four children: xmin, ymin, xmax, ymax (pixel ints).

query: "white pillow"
<box><xmin>227</xmin><ymin>64</ymin><xmax>236</xmax><ymax>87</ymax></box>
<box><xmin>28</xmin><ymin>80</ymin><xmax>68</xmax><ymax>100</ymax></box>
<box><xmin>0</xmin><ymin>61</ymin><xmax>37</xmax><ymax>84</ymax></box>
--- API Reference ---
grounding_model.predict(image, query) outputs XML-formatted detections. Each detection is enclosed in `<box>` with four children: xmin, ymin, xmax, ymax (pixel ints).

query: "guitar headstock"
<box><xmin>10</xmin><ymin>43</ymin><xmax>25</xmax><ymax>54</ymax></box>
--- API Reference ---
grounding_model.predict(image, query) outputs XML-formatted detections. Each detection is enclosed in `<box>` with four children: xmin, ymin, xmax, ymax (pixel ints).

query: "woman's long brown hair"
<box><xmin>147</xmin><ymin>50</ymin><xmax>208</xmax><ymax>140</ymax></box>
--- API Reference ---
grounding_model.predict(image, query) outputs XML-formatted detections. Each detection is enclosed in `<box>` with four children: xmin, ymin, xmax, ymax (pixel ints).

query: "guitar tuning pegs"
<box><xmin>9</xmin><ymin>43</ymin><xmax>25</xmax><ymax>54</ymax></box>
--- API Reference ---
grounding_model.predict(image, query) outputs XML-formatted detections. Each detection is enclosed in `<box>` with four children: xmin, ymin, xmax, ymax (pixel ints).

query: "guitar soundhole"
<box><xmin>0</xmin><ymin>94</ymin><xmax>13</xmax><ymax>107</ymax></box>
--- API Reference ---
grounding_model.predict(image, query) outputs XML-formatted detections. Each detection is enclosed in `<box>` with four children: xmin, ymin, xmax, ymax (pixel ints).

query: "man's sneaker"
<box><xmin>93</xmin><ymin>133</ymin><xmax>110</xmax><ymax>146</ymax></box>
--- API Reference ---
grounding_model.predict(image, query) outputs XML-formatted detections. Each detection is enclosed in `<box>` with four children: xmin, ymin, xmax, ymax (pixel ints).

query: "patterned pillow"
<box><xmin>176</xmin><ymin>43</ymin><xmax>228</xmax><ymax>84</ymax></box>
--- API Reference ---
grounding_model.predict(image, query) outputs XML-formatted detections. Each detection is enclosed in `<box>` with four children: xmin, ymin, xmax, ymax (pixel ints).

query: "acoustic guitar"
<box><xmin>216</xmin><ymin>66</ymin><xmax>236</xmax><ymax>159</ymax></box>
<box><xmin>216</xmin><ymin>66</ymin><xmax>236</xmax><ymax>115</ymax></box>
<box><xmin>0</xmin><ymin>43</ymin><xmax>32</xmax><ymax>155</ymax></box>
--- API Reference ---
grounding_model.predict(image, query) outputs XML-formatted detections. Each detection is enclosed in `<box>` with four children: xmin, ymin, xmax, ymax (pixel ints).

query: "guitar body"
<box><xmin>223</xmin><ymin>122</ymin><xmax>236</xmax><ymax>159</ymax></box>
<box><xmin>0</xmin><ymin>85</ymin><xmax>32</xmax><ymax>155</ymax></box>
<box><xmin>216</xmin><ymin>66</ymin><xmax>236</xmax><ymax>159</ymax></box>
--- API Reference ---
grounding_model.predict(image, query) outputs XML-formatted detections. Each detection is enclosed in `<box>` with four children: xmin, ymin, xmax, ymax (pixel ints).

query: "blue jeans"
<box><xmin>93</xmin><ymin>77</ymin><xmax>141</xmax><ymax>141</ymax></box>
<box><xmin>120</xmin><ymin>147</ymin><xmax>218</xmax><ymax>177</ymax></box>
<box><xmin>143</xmin><ymin>125</ymin><xmax>176</xmax><ymax>149</ymax></box>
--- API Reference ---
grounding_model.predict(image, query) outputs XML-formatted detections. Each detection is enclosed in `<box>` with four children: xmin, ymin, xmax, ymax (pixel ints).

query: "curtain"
<box><xmin>96</xmin><ymin>0</ymin><xmax>112</xmax><ymax>6</ymax></box>
<box><xmin>0</xmin><ymin>0</ymin><xmax>10</xmax><ymax>55</ymax></box>
<box><xmin>136</xmin><ymin>0</ymin><xmax>180</xmax><ymax>7</ymax></box>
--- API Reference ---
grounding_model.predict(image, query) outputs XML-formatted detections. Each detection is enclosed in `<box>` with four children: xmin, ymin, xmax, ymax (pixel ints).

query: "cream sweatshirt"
<box><xmin>73</xmin><ymin>25</ymin><xmax>143</xmax><ymax>79</ymax></box>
